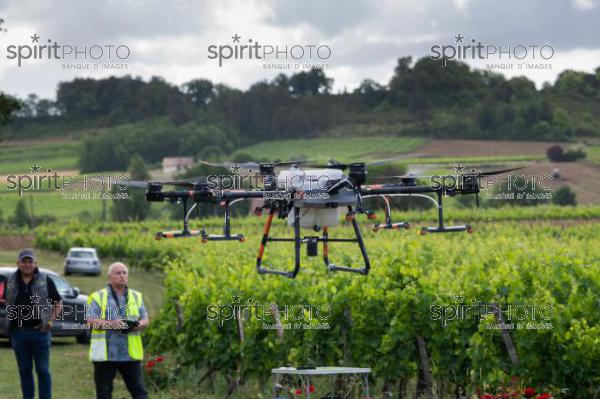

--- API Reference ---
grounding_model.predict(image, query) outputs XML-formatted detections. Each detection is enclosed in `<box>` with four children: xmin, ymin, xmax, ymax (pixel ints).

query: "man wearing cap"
<box><xmin>4</xmin><ymin>249</ymin><xmax>62</xmax><ymax>399</ymax></box>
<box><xmin>86</xmin><ymin>262</ymin><xmax>149</xmax><ymax>399</ymax></box>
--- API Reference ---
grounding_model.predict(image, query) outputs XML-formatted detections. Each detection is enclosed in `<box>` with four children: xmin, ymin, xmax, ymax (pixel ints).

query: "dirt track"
<box><xmin>516</xmin><ymin>161</ymin><xmax>600</xmax><ymax>205</ymax></box>
<box><xmin>410</xmin><ymin>139</ymin><xmax>567</xmax><ymax>157</ymax></box>
<box><xmin>408</xmin><ymin>139</ymin><xmax>600</xmax><ymax>205</ymax></box>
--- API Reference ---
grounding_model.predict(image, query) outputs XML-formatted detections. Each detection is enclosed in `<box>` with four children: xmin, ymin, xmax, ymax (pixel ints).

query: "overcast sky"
<box><xmin>0</xmin><ymin>0</ymin><xmax>599</xmax><ymax>99</ymax></box>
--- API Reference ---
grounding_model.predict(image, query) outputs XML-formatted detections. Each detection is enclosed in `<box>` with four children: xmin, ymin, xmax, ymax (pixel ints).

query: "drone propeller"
<box><xmin>472</xmin><ymin>166</ymin><xmax>525</xmax><ymax>177</ymax></box>
<box><xmin>369</xmin><ymin>172</ymin><xmax>429</xmax><ymax>180</ymax></box>
<box><xmin>369</xmin><ymin>166</ymin><xmax>525</xmax><ymax>181</ymax></box>
<box><xmin>305</xmin><ymin>156</ymin><xmax>413</xmax><ymax>170</ymax></box>
<box><xmin>304</xmin><ymin>160</ymin><xmax>361</xmax><ymax>170</ymax></box>
<box><xmin>199</xmin><ymin>159</ymin><xmax>307</xmax><ymax>169</ymax></box>
<box><xmin>118</xmin><ymin>177</ymin><xmax>209</xmax><ymax>190</ymax></box>
<box><xmin>466</xmin><ymin>166</ymin><xmax>524</xmax><ymax>208</ymax></box>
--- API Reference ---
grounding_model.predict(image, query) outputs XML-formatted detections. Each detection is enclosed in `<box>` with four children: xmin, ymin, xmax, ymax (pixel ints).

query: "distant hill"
<box><xmin>1</xmin><ymin>57</ymin><xmax>599</xmax><ymax>172</ymax></box>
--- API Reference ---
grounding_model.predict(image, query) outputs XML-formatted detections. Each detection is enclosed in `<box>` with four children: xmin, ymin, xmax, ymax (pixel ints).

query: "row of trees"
<box><xmin>5</xmin><ymin>57</ymin><xmax>600</xmax><ymax>144</ymax></box>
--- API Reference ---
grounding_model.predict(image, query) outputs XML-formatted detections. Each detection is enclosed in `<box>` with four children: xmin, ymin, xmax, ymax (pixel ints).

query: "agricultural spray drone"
<box><xmin>131</xmin><ymin>160</ymin><xmax>520</xmax><ymax>278</ymax></box>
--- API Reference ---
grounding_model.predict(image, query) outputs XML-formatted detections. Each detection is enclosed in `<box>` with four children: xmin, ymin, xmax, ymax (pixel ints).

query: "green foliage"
<box><xmin>487</xmin><ymin>178</ymin><xmax>551</xmax><ymax>207</ymax></box>
<box><xmin>13</xmin><ymin>198</ymin><xmax>30</xmax><ymax>227</ymax></box>
<box><xmin>553</xmin><ymin>186</ymin><xmax>577</xmax><ymax>206</ymax></box>
<box><xmin>146</xmin><ymin>220</ymin><xmax>600</xmax><ymax>396</ymax></box>
<box><xmin>235</xmin><ymin>136</ymin><xmax>427</xmax><ymax>163</ymax></box>
<box><xmin>8</xmin><ymin>57</ymin><xmax>600</xmax><ymax>143</ymax></box>
<box><xmin>0</xmin><ymin>140</ymin><xmax>80</xmax><ymax>175</ymax></box>
<box><xmin>111</xmin><ymin>154</ymin><xmax>151</xmax><ymax>221</ymax></box>
<box><xmin>197</xmin><ymin>145</ymin><xmax>225</xmax><ymax>162</ymax></box>
<box><xmin>0</xmin><ymin>91</ymin><xmax>21</xmax><ymax>130</ymax></box>
<box><xmin>547</xmin><ymin>145</ymin><xmax>587</xmax><ymax>162</ymax></box>
<box><xmin>228</xmin><ymin>151</ymin><xmax>258</xmax><ymax>163</ymax></box>
<box><xmin>31</xmin><ymin>206</ymin><xmax>600</xmax><ymax>395</ymax></box>
<box><xmin>78</xmin><ymin>119</ymin><xmax>239</xmax><ymax>173</ymax></box>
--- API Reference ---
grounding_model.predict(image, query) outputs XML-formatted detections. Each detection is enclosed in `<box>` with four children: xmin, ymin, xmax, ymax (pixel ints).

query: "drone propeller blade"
<box><xmin>273</xmin><ymin>160</ymin><xmax>307</xmax><ymax>166</ymax></box>
<box><xmin>473</xmin><ymin>166</ymin><xmax>525</xmax><ymax>177</ymax></box>
<box><xmin>304</xmin><ymin>160</ymin><xmax>353</xmax><ymax>170</ymax></box>
<box><xmin>365</xmin><ymin>155</ymin><xmax>412</xmax><ymax>166</ymax></box>
<box><xmin>198</xmin><ymin>160</ymin><xmax>225</xmax><ymax>167</ymax></box>
<box><xmin>116</xmin><ymin>177</ymin><xmax>211</xmax><ymax>190</ymax></box>
<box><xmin>123</xmin><ymin>180</ymin><xmax>151</xmax><ymax>189</ymax></box>
<box><xmin>369</xmin><ymin>173</ymin><xmax>430</xmax><ymax>180</ymax></box>
<box><xmin>199</xmin><ymin>160</ymin><xmax>261</xmax><ymax>169</ymax></box>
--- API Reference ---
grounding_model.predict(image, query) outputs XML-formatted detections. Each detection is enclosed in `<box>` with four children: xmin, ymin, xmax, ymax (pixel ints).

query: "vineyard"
<box><xmin>33</xmin><ymin>206</ymin><xmax>600</xmax><ymax>397</ymax></box>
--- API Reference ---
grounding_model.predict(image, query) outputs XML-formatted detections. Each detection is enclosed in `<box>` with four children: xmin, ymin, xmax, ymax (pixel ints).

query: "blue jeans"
<box><xmin>10</xmin><ymin>329</ymin><xmax>52</xmax><ymax>399</ymax></box>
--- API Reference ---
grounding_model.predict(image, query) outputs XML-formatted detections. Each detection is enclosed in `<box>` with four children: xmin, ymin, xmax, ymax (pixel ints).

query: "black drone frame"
<box><xmin>255</xmin><ymin>205</ymin><xmax>371</xmax><ymax>279</ymax></box>
<box><xmin>143</xmin><ymin>163</ymin><xmax>494</xmax><ymax>278</ymax></box>
<box><xmin>154</xmin><ymin>194</ymin><xmax>245</xmax><ymax>242</ymax></box>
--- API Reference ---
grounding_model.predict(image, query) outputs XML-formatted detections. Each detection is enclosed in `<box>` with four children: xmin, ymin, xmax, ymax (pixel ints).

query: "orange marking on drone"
<box><xmin>262</xmin><ymin>211</ymin><xmax>274</xmax><ymax>235</ymax></box>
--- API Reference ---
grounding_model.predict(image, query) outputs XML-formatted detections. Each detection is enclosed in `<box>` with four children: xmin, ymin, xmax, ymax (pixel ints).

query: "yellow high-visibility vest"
<box><xmin>88</xmin><ymin>287</ymin><xmax>144</xmax><ymax>362</ymax></box>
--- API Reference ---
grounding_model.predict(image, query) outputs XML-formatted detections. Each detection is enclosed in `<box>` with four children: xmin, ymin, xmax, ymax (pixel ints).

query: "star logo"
<box><xmin>454</xmin><ymin>164</ymin><xmax>465</xmax><ymax>174</ymax></box>
<box><xmin>231</xmin><ymin>163</ymin><xmax>241</xmax><ymax>174</ymax></box>
<box><xmin>452</xmin><ymin>295</ymin><xmax>465</xmax><ymax>303</ymax></box>
<box><xmin>232</xmin><ymin>34</ymin><xmax>241</xmax><ymax>43</ymax></box>
<box><xmin>31</xmin><ymin>34</ymin><xmax>40</xmax><ymax>43</ymax></box>
<box><xmin>30</xmin><ymin>163</ymin><xmax>41</xmax><ymax>173</ymax></box>
<box><xmin>231</xmin><ymin>294</ymin><xmax>241</xmax><ymax>304</ymax></box>
<box><xmin>30</xmin><ymin>294</ymin><xmax>42</xmax><ymax>304</ymax></box>
<box><xmin>454</xmin><ymin>33</ymin><xmax>464</xmax><ymax>43</ymax></box>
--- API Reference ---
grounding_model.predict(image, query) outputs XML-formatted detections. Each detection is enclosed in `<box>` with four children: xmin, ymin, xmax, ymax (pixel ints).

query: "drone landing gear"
<box><xmin>155</xmin><ymin>230</ymin><xmax>203</xmax><ymax>239</ymax></box>
<box><xmin>420</xmin><ymin>191</ymin><xmax>474</xmax><ymax>235</ymax></box>
<box><xmin>256</xmin><ymin>206</ymin><xmax>371</xmax><ymax>278</ymax></box>
<box><xmin>155</xmin><ymin>198</ymin><xmax>245</xmax><ymax>242</ymax></box>
<box><xmin>323</xmin><ymin>206</ymin><xmax>370</xmax><ymax>275</ymax></box>
<box><xmin>372</xmin><ymin>195</ymin><xmax>410</xmax><ymax>232</ymax></box>
<box><xmin>257</xmin><ymin>207</ymin><xmax>301</xmax><ymax>278</ymax></box>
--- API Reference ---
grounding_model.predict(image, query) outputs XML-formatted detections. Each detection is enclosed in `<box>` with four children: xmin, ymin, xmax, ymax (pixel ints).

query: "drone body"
<box><xmin>276</xmin><ymin>167</ymin><xmax>352</xmax><ymax>229</ymax></box>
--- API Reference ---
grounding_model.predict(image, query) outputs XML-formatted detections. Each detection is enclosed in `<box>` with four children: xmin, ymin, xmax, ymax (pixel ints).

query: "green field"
<box><xmin>24</xmin><ymin>206</ymin><xmax>600</xmax><ymax>397</ymax></box>
<box><xmin>401</xmin><ymin>154</ymin><xmax>545</xmax><ymax>164</ymax></box>
<box><xmin>0</xmin><ymin>140</ymin><xmax>81</xmax><ymax>175</ymax></box>
<box><xmin>587</xmin><ymin>146</ymin><xmax>600</xmax><ymax>166</ymax></box>
<box><xmin>0</xmin><ymin>136</ymin><xmax>599</xmax><ymax>397</ymax></box>
<box><xmin>235</xmin><ymin>136</ymin><xmax>428</xmax><ymax>162</ymax></box>
<box><xmin>0</xmin><ymin>191</ymin><xmax>106</xmax><ymax>222</ymax></box>
<box><xmin>1</xmin><ymin>205</ymin><xmax>600</xmax><ymax>397</ymax></box>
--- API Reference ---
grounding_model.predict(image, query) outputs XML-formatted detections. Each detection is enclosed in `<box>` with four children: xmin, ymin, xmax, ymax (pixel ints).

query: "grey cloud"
<box><xmin>0</xmin><ymin>0</ymin><xmax>598</xmax><ymax>99</ymax></box>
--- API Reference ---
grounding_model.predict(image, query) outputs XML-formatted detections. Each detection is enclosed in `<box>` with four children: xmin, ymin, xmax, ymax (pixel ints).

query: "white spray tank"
<box><xmin>276</xmin><ymin>167</ymin><xmax>343</xmax><ymax>229</ymax></box>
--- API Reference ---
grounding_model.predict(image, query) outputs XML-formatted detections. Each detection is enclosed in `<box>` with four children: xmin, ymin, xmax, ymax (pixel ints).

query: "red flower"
<box><xmin>309</xmin><ymin>384</ymin><xmax>315</xmax><ymax>393</ymax></box>
<box><xmin>144</xmin><ymin>360</ymin><xmax>155</xmax><ymax>374</ymax></box>
<box><xmin>536</xmin><ymin>393</ymin><xmax>551</xmax><ymax>399</ymax></box>
<box><xmin>480</xmin><ymin>394</ymin><xmax>496</xmax><ymax>399</ymax></box>
<box><xmin>524</xmin><ymin>387</ymin><xmax>536</xmax><ymax>398</ymax></box>
<box><xmin>156</xmin><ymin>356</ymin><xmax>165</xmax><ymax>363</ymax></box>
<box><xmin>294</xmin><ymin>388</ymin><xmax>303</xmax><ymax>395</ymax></box>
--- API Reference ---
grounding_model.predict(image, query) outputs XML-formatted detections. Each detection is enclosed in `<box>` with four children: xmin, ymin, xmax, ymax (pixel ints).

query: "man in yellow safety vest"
<box><xmin>86</xmin><ymin>262</ymin><xmax>149</xmax><ymax>399</ymax></box>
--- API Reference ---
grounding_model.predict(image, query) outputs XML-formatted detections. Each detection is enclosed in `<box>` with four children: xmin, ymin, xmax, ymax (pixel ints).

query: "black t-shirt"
<box><xmin>4</xmin><ymin>269</ymin><xmax>62</xmax><ymax>329</ymax></box>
